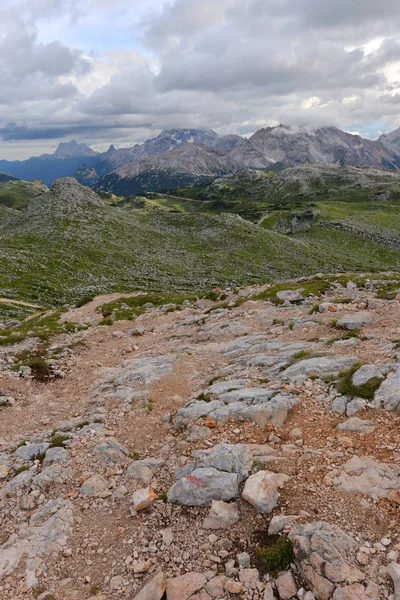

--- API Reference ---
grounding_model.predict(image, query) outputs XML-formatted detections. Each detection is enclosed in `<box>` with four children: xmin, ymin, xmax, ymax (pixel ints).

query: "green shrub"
<box><xmin>49</xmin><ymin>434</ymin><xmax>69</xmax><ymax>448</ymax></box>
<box><xmin>336</xmin><ymin>364</ymin><xmax>382</xmax><ymax>400</ymax></box>
<box><xmin>256</xmin><ymin>536</ymin><xmax>294</xmax><ymax>576</ymax></box>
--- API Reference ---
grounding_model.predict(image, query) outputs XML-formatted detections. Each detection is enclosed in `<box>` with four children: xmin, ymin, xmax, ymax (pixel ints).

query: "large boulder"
<box><xmin>289</xmin><ymin>522</ymin><xmax>371</xmax><ymax>600</ymax></box>
<box><xmin>372</xmin><ymin>367</ymin><xmax>400</xmax><ymax>412</ymax></box>
<box><xmin>336</xmin><ymin>312</ymin><xmax>373</xmax><ymax>331</ymax></box>
<box><xmin>192</xmin><ymin>444</ymin><xmax>251</xmax><ymax>482</ymax></box>
<box><xmin>351</xmin><ymin>364</ymin><xmax>389</xmax><ymax>387</ymax></box>
<box><xmin>167</xmin><ymin>467</ymin><xmax>240</xmax><ymax>506</ymax></box>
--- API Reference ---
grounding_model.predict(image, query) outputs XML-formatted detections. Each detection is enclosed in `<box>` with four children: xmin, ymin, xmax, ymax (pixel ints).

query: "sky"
<box><xmin>1</xmin><ymin>0</ymin><xmax>400</xmax><ymax>159</ymax></box>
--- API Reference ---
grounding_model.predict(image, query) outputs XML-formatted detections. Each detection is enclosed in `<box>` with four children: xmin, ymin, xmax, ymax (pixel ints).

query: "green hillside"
<box><xmin>1</xmin><ymin>175</ymin><xmax>400</xmax><ymax>307</ymax></box>
<box><xmin>0</xmin><ymin>179</ymin><xmax>48</xmax><ymax>210</ymax></box>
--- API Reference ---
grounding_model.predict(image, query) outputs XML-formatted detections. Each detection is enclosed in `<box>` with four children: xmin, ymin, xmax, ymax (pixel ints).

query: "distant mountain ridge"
<box><xmin>2</xmin><ymin>125</ymin><xmax>400</xmax><ymax>190</ymax></box>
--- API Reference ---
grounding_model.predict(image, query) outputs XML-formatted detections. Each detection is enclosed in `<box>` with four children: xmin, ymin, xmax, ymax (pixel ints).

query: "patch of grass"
<box><xmin>208</xmin><ymin>375</ymin><xmax>223</xmax><ymax>385</ymax></box>
<box><xmin>0</xmin><ymin>308</ymin><xmax>87</xmax><ymax>348</ymax></box>
<box><xmin>31</xmin><ymin>451</ymin><xmax>46</xmax><ymax>464</ymax></box>
<box><xmin>90</xmin><ymin>584</ymin><xmax>101</xmax><ymax>595</ymax></box>
<box><xmin>159</xmin><ymin>491</ymin><xmax>168</xmax><ymax>503</ymax></box>
<box><xmin>75</xmin><ymin>294</ymin><xmax>95</xmax><ymax>308</ymax></box>
<box><xmin>196</xmin><ymin>392</ymin><xmax>212</xmax><ymax>402</ymax></box>
<box><xmin>99</xmin><ymin>317</ymin><xmax>113</xmax><ymax>326</ymax></box>
<box><xmin>292</xmin><ymin>350</ymin><xmax>309</xmax><ymax>361</ymax></box>
<box><xmin>49</xmin><ymin>434</ymin><xmax>69</xmax><ymax>448</ymax></box>
<box><xmin>128</xmin><ymin>452</ymin><xmax>141</xmax><ymax>460</ymax></box>
<box><xmin>14</xmin><ymin>465</ymin><xmax>29</xmax><ymax>476</ymax></box>
<box><xmin>204</xmin><ymin>301</ymin><xmax>230</xmax><ymax>314</ymax></box>
<box><xmin>336</xmin><ymin>363</ymin><xmax>383</xmax><ymax>399</ymax></box>
<box><xmin>309</xmin><ymin>303</ymin><xmax>320</xmax><ymax>314</ymax></box>
<box><xmin>342</xmin><ymin>329</ymin><xmax>360</xmax><ymax>339</ymax></box>
<box><xmin>256</xmin><ymin>536</ymin><xmax>294</xmax><ymax>577</ymax></box>
<box><xmin>329</xmin><ymin>319</ymin><xmax>338</xmax><ymax>328</ymax></box>
<box><xmin>252</xmin><ymin>275</ymin><xmax>332</xmax><ymax>305</ymax></box>
<box><xmin>100</xmin><ymin>292</ymin><xmax>198</xmax><ymax>322</ymax></box>
<box><xmin>273</xmin><ymin>318</ymin><xmax>284</xmax><ymax>326</ymax></box>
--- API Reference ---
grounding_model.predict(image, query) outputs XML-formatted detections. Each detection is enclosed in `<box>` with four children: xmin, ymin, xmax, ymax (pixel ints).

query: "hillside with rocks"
<box><xmin>4</xmin><ymin>175</ymin><xmax>400</xmax><ymax>307</ymax></box>
<box><xmin>0</xmin><ymin>275</ymin><xmax>400</xmax><ymax>599</ymax></box>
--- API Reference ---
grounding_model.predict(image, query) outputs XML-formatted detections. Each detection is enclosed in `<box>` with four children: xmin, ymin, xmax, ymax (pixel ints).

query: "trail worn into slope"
<box><xmin>0</xmin><ymin>281</ymin><xmax>399</xmax><ymax>599</ymax></box>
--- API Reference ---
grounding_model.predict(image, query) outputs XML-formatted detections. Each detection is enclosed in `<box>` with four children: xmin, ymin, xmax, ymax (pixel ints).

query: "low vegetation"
<box><xmin>256</xmin><ymin>536</ymin><xmax>294</xmax><ymax>576</ymax></box>
<box><xmin>336</xmin><ymin>364</ymin><xmax>383</xmax><ymax>400</ymax></box>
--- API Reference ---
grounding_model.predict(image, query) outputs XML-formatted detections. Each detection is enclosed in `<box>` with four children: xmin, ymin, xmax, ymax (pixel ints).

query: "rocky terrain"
<box><xmin>0</xmin><ymin>275</ymin><xmax>400</xmax><ymax>599</ymax></box>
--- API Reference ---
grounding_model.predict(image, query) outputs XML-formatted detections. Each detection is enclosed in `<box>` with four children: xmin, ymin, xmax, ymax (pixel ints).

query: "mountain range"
<box><xmin>2</xmin><ymin>125</ymin><xmax>400</xmax><ymax>193</ymax></box>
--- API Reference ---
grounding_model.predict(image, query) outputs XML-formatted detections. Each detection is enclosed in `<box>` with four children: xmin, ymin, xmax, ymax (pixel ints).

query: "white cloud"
<box><xmin>2</xmin><ymin>0</ymin><xmax>400</xmax><ymax>156</ymax></box>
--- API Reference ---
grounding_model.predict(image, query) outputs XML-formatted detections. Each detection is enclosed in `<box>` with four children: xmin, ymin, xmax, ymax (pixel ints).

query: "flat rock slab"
<box><xmin>202</xmin><ymin>500</ymin><xmax>239</xmax><ymax>529</ymax></box>
<box><xmin>336</xmin><ymin>418</ymin><xmax>375</xmax><ymax>434</ymax></box>
<box><xmin>93</xmin><ymin>437</ymin><xmax>128</xmax><ymax>463</ymax></box>
<box><xmin>281</xmin><ymin>355</ymin><xmax>358</xmax><ymax>383</ymax></box>
<box><xmin>277</xmin><ymin>290</ymin><xmax>304</xmax><ymax>303</ymax></box>
<box><xmin>336</xmin><ymin>312</ymin><xmax>373</xmax><ymax>331</ymax></box>
<box><xmin>0</xmin><ymin>498</ymin><xmax>73</xmax><ymax>588</ymax></box>
<box><xmin>325</xmin><ymin>455</ymin><xmax>400</xmax><ymax>500</ymax></box>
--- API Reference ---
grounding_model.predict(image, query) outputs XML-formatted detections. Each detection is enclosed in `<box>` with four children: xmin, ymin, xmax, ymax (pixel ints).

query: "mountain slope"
<box><xmin>94</xmin><ymin>143</ymin><xmax>238</xmax><ymax>196</ymax></box>
<box><xmin>1</xmin><ymin>177</ymin><xmax>400</xmax><ymax>305</ymax></box>
<box><xmin>246</xmin><ymin>125</ymin><xmax>400</xmax><ymax>169</ymax></box>
<box><xmin>0</xmin><ymin>171</ymin><xmax>18</xmax><ymax>183</ymax></box>
<box><xmin>92</xmin><ymin>129</ymin><xmax>234</xmax><ymax>178</ymax></box>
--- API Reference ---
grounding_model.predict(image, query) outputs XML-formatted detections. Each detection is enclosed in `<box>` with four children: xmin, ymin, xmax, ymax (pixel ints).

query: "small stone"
<box><xmin>0</xmin><ymin>465</ymin><xmax>10</xmax><ymax>479</ymax></box>
<box><xmin>161</xmin><ymin>527</ymin><xmax>174</xmax><ymax>547</ymax></box>
<box><xmin>238</xmin><ymin>568</ymin><xmax>259</xmax><ymax>585</ymax></box>
<box><xmin>224</xmin><ymin>580</ymin><xmax>243</xmax><ymax>594</ymax></box>
<box><xmin>202</xmin><ymin>500</ymin><xmax>240</xmax><ymax>529</ymax></box>
<box><xmin>275</xmin><ymin>571</ymin><xmax>297</xmax><ymax>599</ymax></box>
<box><xmin>205</xmin><ymin>575</ymin><xmax>227</xmax><ymax>597</ymax></box>
<box><xmin>131</xmin><ymin>487</ymin><xmax>156</xmax><ymax>511</ymax></box>
<box><xmin>264</xmin><ymin>582</ymin><xmax>275</xmax><ymax>599</ymax></box>
<box><xmin>133</xmin><ymin>560</ymin><xmax>151</xmax><ymax>574</ymax></box>
<box><xmin>80</xmin><ymin>474</ymin><xmax>109</xmax><ymax>496</ymax></box>
<box><xmin>237</xmin><ymin>552</ymin><xmax>250</xmax><ymax>568</ymax></box>
<box><xmin>242</xmin><ymin>470</ymin><xmax>289</xmax><ymax>514</ymax></box>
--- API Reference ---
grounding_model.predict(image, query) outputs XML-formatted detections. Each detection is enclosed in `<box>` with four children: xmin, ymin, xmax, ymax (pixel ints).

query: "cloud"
<box><xmin>1</xmin><ymin>0</ymin><xmax>400</xmax><ymax>156</ymax></box>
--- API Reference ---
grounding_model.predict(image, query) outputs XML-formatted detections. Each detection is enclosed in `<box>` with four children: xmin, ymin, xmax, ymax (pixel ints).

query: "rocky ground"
<box><xmin>0</xmin><ymin>277</ymin><xmax>400</xmax><ymax>600</ymax></box>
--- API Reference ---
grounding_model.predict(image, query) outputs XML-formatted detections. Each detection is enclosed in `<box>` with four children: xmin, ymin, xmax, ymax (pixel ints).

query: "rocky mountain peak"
<box><xmin>53</xmin><ymin>140</ymin><xmax>98</xmax><ymax>159</ymax></box>
<box><xmin>28</xmin><ymin>177</ymin><xmax>104</xmax><ymax>216</ymax></box>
